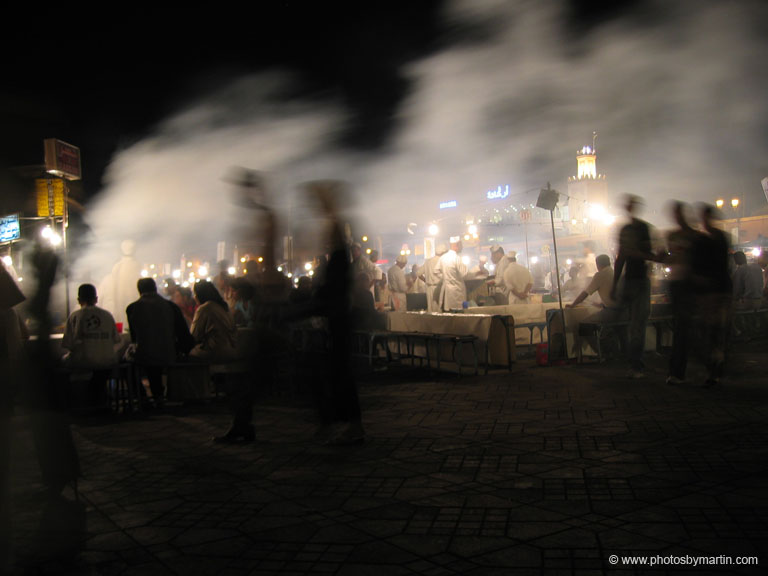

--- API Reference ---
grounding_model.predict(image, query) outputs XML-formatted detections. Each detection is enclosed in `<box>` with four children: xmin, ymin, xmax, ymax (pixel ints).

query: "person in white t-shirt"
<box><xmin>566</xmin><ymin>254</ymin><xmax>627</xmax><ymax>358</ymax></box>
<box><xmin>62</xmin><ymin>283</ymin><xmax>123</xmax><ymax>406</ymax></box>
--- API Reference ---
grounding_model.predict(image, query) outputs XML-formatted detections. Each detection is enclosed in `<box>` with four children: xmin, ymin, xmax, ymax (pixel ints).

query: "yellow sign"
<box><xmin>35</xmin><ymin>178</ymin><xmax>65</xmax><ymax>217</ymax></box>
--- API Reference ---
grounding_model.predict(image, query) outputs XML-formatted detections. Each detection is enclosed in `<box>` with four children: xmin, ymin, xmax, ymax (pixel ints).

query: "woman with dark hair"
<box><xmin>189</xmin><ymin>281</ymin><xmax>238</xmax><ymax>362</ymax></box>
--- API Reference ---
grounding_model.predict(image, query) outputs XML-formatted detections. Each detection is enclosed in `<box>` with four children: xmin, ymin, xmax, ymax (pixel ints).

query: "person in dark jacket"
<box><xmin>126</xmin><ymin>278</ymin><xmax>194</xmax><ymax>407</ymax></box>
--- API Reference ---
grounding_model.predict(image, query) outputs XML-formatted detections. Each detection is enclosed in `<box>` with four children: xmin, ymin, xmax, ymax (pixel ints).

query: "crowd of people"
<box><xmin>38</xmin><ymin>194</ymin><xmax>768</xmax><ymax>426</ymax></box>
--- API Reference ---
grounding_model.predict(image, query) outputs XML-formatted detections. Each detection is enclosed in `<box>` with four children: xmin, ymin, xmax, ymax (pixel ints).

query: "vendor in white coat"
<box><xmin>436</xmin><ymin>237</ymin><xmax>469</xmax><ymax>312</ymax></box>
<box><xmin>423</xmin><ymin>243</ymin><xmax>447</xmax><ymax>312</ymax></box>
<box><xmin>487</xmin><ymin>245</ymin><xmax>513</xmax><ymax>297</ymax></box>
<box><xmin>387</xmin><ymin>254</ymin><xmax>409</xmax><ymax>311</ymax></box>
<box><xmin>502</xmin><ymin>255</ymin><xmax>534</xmax><ymax>304</ymax></box>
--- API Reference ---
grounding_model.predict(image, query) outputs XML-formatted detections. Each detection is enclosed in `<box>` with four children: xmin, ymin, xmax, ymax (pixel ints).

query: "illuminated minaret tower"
<box><xmin>567</xmin><ymin>132</ymin><xmax>608</xmax><ymax>226</ymax></box>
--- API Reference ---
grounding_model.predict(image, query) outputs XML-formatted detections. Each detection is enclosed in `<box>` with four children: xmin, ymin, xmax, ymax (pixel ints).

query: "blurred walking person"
<box><xmin>305</xmin><ymin>180</ymin><xmax>365</xmax><ymax>445</ymax></box>
<box><xmin>1</xmin><ymin>262</ymin><xmax>28</xmax><ymax>571</ymax></box>
<box><xmin>731</xmin><ymin>250</ymin><xmax>763</xmax><ymax>340</ymax></box>
<box><xmin>692</xmin><ymin>204</ymin><xmax>732</xmax><ymax>386</ymax></box>
<box><xmin>611</xmin><ymin>195</ymin><xmax>656</xmax><ymax>379</ymax></box>
<box><xmin>660</xmin><ymin>202</ymin><xmax>701</xmax><ymax>385</ymax></box>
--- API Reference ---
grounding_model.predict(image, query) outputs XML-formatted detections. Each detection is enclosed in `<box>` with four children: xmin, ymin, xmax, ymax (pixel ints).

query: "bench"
<box><xmin>428</xmin><ymin>333</ymin><xmax>480</xmax><ymax>376</ymax></box>
<box><xmin>352</xmin><ymin>330</ymin><xmax>480</xmax><ymax>376</ymax></box>
<box><xmin>352</xmin><ymin>330</ymin><xmax>398</xmax><ymax>366</ymax></box>
<box><xmin>576</xmin><ymin>315</ymin><xmax>674</xmax><ymax>363</ymax></box>
<box><xmin>515</xmin><ymin>321</ymin><xmax>548</xmax><ymax>357</ymax></box>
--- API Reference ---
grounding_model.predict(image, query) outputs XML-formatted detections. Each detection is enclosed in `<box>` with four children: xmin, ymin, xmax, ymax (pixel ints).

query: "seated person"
<box><xmin>566</xmin><ymin>254</ymin><xmax>627</xmax><ymax>358</ymax></box>
<box><xmin>126</xmin><ymin>278</ymin><xmax>195</xmax><ymax>407</ymax></box>
<box><xmin>189</xmin><ymin>280</ymin><xmax>238</xmax><ymax>363</ymax></box>
<box><xmin>62</xmin><ymin>283</ymin><xmax>123</xmax><ymax>407</ymax></box>
<box><xmin>230</xmin><ymin>277</ymin><xmax>256</xmax><ymax>328</ymax></box>
<box><xmin>351</xmin><ymin>272</ymin><xmax>386</xmax><ymax>331</ymax></box>
<box><xmin>562</xmin><ymin>266</ymin><xmax>588</xmax><ymax>300</ymax></box>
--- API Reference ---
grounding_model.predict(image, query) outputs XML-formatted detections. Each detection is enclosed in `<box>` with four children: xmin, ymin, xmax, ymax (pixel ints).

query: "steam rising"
<box><xmin>75</xmin><ymin>0</ymin><xmax>768</xmax><ymax>282</ymax></box>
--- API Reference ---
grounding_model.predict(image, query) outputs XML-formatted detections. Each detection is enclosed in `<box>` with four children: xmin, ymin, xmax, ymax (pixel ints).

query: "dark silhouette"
<box><xmin>304</xmin><ymin>180</ymin><xmax>365</xmax><ymax>445</ymax></box>
<box><xmin>692</xmin><ymin>204</ymin><xmax>732</xmax><ymax>385</ymax></box>
<box><xmin>661</xmin><ymin>202</ymin><xmax>702</xmax><ymax>385</ymax></box>
<box><xmin>126</xmin><ymin>278</ymin><xmax>194</xmax><ymax>407</ymax></box>
<box><xmin>611</xmin><ymin>195</ymin><xmax>656</xmax><ymax>379</ymax></box>
<box><xmin>23</xmin><ymin>246</ymin><xmax>87</xmax><ymax>569</ymax></box>
<box><xmin>1</xmin><ymin>262</ymin><xmax>27</xmax><ymax>572</ymax></box>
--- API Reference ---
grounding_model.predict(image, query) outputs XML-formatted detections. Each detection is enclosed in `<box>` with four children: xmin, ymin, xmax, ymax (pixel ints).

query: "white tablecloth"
<box><xmin>387</xmin><ymin>311</ymin><xmax>513</xmax><ymax>366</ymax></box>
<box><xmin>466</xmin><ymin>303</ymin><xmax>562</xmax><ymax>346</ymax></box>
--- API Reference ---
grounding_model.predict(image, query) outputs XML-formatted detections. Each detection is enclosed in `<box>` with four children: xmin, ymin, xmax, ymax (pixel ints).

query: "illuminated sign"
<box><xmin>0</xmin><ymin>214</ymin><xmax>20</xmax><ymax>243</ymax></box>
<box><xmin>439</xmin><ymin>200</ymin><xmax>458</xmax><ymax>209</ymax></box>
<box><xmin>487</xmin><ymin>185</ymin><xmax>509</xmax><ymax>200</ymax></box>
<box><xmin>35</xmin><ymin>178</ymin><xmax>66</xmax><ymax>217</ymax></box>
<box><xmin>44</xmin><ymin>139</ymin><xmax>81</xmax><ymax>180</ymax></box>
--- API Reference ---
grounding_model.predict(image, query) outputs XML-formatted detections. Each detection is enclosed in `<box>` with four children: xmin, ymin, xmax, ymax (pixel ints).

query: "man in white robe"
<box><xmin>387</xmin><ymin>254</ymin><xmax>409</xmax><ymax>311</ymax></box>
<box><xmin>502</xmin><ymin>256</ymin><xmax>534</xmax><ymax>304</ymax></box>
<box><xmin>487</xmin><ymin>245</ymin><xmax>513</xmax><ymax>300</ymax></box>
<box><xmin>423</xmin><ymin>243</ymin><xmax>447</xmax><ymax>312</ymax></box>
<box><xmin>436</xmin><ymin>238</ymin><xmax>468</xmax><ymax>312</ymax></box>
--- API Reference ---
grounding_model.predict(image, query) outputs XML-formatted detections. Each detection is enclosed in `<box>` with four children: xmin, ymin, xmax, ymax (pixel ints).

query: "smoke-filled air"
<box><xmin>73</xmin><ymin>0</ymin><xmax>768</xmax><ymax>282</ymax></box>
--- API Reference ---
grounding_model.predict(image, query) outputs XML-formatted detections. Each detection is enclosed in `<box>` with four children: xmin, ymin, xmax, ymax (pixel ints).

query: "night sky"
<box><xmin>3</xmin><ymin>0</ymin><xmax>645</xmax><ymax>197</ymax></box>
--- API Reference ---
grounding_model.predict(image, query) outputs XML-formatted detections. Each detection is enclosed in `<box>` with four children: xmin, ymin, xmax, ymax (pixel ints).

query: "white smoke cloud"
<box><xmin>74</xmin><ymin>0</ymin><xmax>768</xmax><ymax>284</ymax></box>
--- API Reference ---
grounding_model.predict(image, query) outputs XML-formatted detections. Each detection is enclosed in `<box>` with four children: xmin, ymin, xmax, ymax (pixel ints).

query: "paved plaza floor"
<box><xmin>7</xmin><ymin>342</ymin><xmax>768</xmax><ymax>575</ymax></box>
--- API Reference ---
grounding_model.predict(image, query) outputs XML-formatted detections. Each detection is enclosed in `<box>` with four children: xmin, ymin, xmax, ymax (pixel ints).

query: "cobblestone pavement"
<box><xmin>8</xmin><ymin>343</ymin><xmax>768</xmax><ymax>575</ymax></box>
